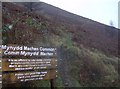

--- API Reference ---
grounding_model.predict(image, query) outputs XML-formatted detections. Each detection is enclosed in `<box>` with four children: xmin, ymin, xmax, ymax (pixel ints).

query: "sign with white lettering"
<box><xmin>2</xmin><ymin>58</ymin><xmax>57</xmax><ymax>71</ymax></box>
<box><xmin>3</xmin><ymin>70</ymin><xmax>58</xmax><ymax>83</ymax></box>
<box><xmin>1</xmin><ymin>44</ymin><xmax>58</xmax><ymax>84</ymax></box>
<box><xmin>0</xmin><ymin>45</ymin><xmax>57</xmax><ymax>57</ymax></box>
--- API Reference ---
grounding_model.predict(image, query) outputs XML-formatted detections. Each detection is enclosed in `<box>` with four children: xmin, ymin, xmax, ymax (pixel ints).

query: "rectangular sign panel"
<box><xmin>3</xmin><ymin>70</ymin><xmax>58</xmax><ymax>83</ymax></box>
<box><xmin>1</xmin><ymin>44</ymin><xmax>58</xmax><ymax>84</ymax></box>
<box><xmin>0</xmin><ymin>45</ymin><xmax>57</xmax><ymax>57</ymax></box>
<box><xmin>2</xmin><ymin>58</ymin><xmax>57</xmax><ymax>71</ymax></box>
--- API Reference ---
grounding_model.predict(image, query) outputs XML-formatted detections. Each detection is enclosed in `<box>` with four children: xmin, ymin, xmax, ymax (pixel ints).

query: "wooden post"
<box><xmin>50</xmin><ymin>79</ymin><xmax>55</xmax><ymax>89</ymax></box>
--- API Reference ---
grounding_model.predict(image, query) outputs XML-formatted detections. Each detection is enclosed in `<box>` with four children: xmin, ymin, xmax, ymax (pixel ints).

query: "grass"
<box><xmin>54</xmin><ymin>75</ymin><xmax>64</xmax><ymax>89</ymax></box>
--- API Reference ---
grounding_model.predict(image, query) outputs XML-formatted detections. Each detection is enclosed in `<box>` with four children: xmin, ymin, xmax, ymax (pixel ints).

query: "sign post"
<box><xmin>50</xmin><ymin>79</ymin><xmax>55</xmax><ymax>89</ymax></box>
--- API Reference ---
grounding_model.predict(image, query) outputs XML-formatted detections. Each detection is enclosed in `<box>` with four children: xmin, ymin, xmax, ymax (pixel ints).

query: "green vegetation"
<box><xmin>55</xmin><ymin>75</ymin><xmax>64</xmax><ymax>89</ymax></box>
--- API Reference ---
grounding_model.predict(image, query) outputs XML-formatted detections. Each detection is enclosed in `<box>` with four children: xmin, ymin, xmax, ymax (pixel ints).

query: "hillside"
<box><xmin>2</xmin><ymin>2</ymin><xmax>119</xmax><ymax>88</ymax></box>
<box><xmin>16</xmin><ymin>2</ymin><xmax>119</xmax><ymax>57</ymax></box>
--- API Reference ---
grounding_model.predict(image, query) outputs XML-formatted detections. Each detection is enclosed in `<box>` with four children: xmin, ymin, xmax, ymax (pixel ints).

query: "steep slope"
<box><xmin>37</xmin><ymin>2</ymin><xmax>119</xmax><ymax>57</ymax></box>
<box><xmin>16</xmin><ymin>2</ymin><xmax>118</xmax><ymax>57</ymax></box>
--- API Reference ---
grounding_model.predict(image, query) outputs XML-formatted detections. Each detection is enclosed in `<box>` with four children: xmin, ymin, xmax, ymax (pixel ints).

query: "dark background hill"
<box><xmin>16</xmin><ymin>2</ymin><xmax>119</xmax><ymax>57</ymax></box>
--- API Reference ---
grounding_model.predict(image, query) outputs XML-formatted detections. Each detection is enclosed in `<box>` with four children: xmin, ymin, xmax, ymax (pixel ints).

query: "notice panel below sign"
<box><xmin>3</xmin><ymin>70</ymin><xmax>58</xmax><ymax>83</ymax></box>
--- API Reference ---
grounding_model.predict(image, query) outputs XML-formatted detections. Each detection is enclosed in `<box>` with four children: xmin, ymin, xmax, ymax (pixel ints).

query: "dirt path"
<box><xmin>57</xmin><ymin>47</ymin><xmax>74</xmax><ymax>88</ymax></box>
